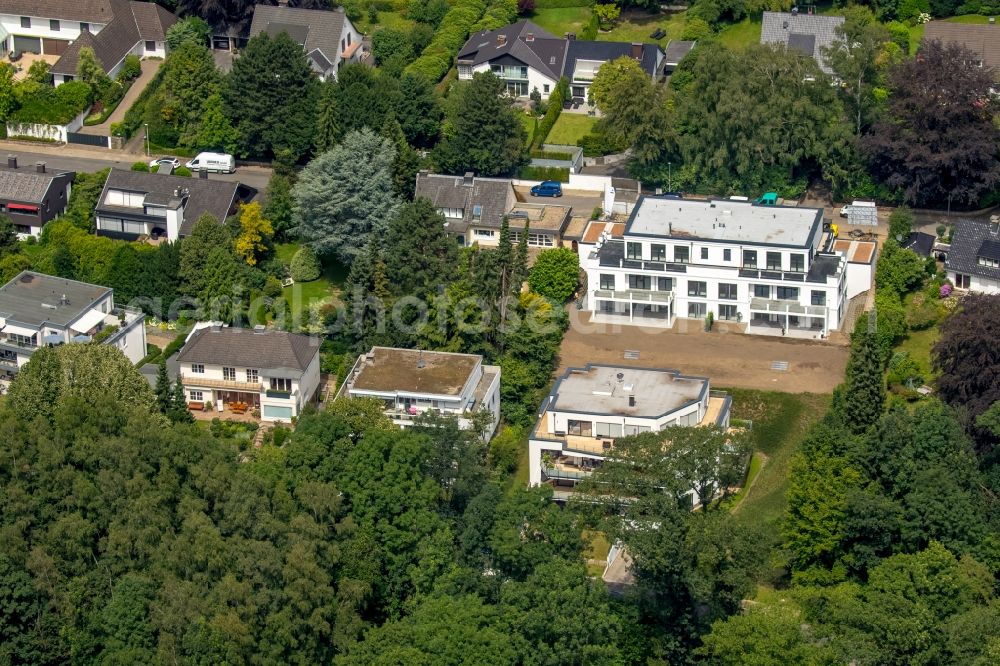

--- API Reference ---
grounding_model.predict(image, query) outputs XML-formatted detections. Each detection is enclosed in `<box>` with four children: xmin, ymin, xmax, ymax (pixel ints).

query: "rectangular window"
<box><xmin>246</xmin><ymin>368</ymin><xmax>259</xmax><ymax>383</ymax></box>
<box><xmin>790</xmin><ymin>254</ymin><xmax>805</xmax><ymax>272</ymax></box>
<box><xmin>191</xmin><ymin>363</ymin><xmax>204</xmax><ymax>374</ymax></box>
<box><xmin>223</xmin><ymin>367</ymin><xmax>236</xmax><ymax>381</ymax></box>
<box><xmin>955</xmin><ymin>274</ymin><xmax>971</xmax><ymax>289</ymax></box>
<box><xmin>629</xmin><ymin>275</ymin><xmax>651</xmax><ymax>290</ymax></box>
<box><xmin>145</xmin><ymin>40</ymin><xmax>155</xmax><ymax>51</ymax></box>
<box><xmin>595</xmin><ymin>422</ymin><xmax>623</xmax><ymax>438</ymax></box>
<box><xmin>687</xmin><ymin>281</ymin><xmax>707</xmax><ymax>297</ymax></box>
<box><xmin>20</xmin><ymin>17</ymin><xmax>30</xmax><ymax>28</ymax></box>
<box><xmin>188</xmin><ymin>390</ymin><xmax>203</xmax><ymax>402</ymax></box>
<box><xmin>657</xmin><ymin>277</ymin><xmax>673</xmax><ymax>292</ymax></box>
<box><xmin>599</xmin><ymin>274</ymin><xmax>615</xmax><ymax>290</ymax></box>
<box><xmin>766</xmin><ymin>252</ymin><xmax>782</xmax><ymax>270</ymax></box>
<box><xmin>50</xmin><ymin>19</ymin><xmax>60</xmax><ymax>31</ymax></box>
<box><xmin>743</xmin><ymin>250</ymin><xmax>757</xmax><ymax>268</ymax></box>
<box><xmin>623</xmin><ymin>424</ymin><xmax>651</xmax><ymax>436</ymax></box>
<box><xmin>674</xmin><ymin>246</ymin><xmax>689</xmax><ymax>263</ymax></box>
<box><xmin>543</xmin><ymin>84</ymin><xmax>550</xmax><ymax>93</ymax></box>
<box><xmin>650</xmin><ymin>244</ymin><xmax>666</xmax><ymax>261</ymax></box>
<box><xmin>626</xmin><ymin>242</ymin><xmax>642</xmax><ymax>260</ymax></box>
<box><xmin>719</xmin><ymin>304</ymin><xmax>738</xmax><ymax>320</ymax></box>
<box><xmin>458</xmin><ymin>65</ymin><xmax>472</xmax><ymax>79</ymax></box>
<box><xmin>80</xmin><ymin>22</ymin><xmax>89</xmax><ymax>32</ymax></box>
<box><xmin>270</xmin><ymin>377</ymin><xmax>292</xmax><ymax>392</ymax></box>
<box><xmin>687</xmin><ymin>302</ymin><xmax>707</xmax><ymax>318</ymax></box>
<box><xmin>719</xmin><ymin>283</ymin><xmax>737</xmax><ymax>300</ymax></box>
<box><xmin>753</xmin><ymin>284</ymin><xmax>770</xmax><ymax>298</ymax></box>
<box><xmin>811</xmin><ymin>290</ymin><xmax>826</xmax><ymax>306</ymax></box>
<box><xmin>776</xmin><ymin>286</ymin><xmax>799</xmax><ymax>301</ymax></box>
<box><xmin>567</xmin><ymin>419</ymin><xmax>592</xmax><ymax>437</ymax></box>
<box><xmin>700</xmin><ymin>247</ymin><xmax>708</xmax><ymax>260</ymax></box>
<box><xmin>472</xmin><ymin>204</ymin><xmax>482</xmax><ymax>220</ymax></box>
<box><xmin>724</xmin><ymin>248</ymin><xmax>732</xmax><ymax>262</ymax></box>
<box><xmin>473</xmin><ymin>229</ymin><xmax>495</xmax><ymax>238</ymax></box>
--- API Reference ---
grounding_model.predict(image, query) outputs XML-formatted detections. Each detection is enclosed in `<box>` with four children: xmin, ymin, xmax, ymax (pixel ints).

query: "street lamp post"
<box><xmin>144</xmin><ymin>123</ymin><xmax>149</xmax><ymax>157</ymax></box>
<box><xmin>668</xmin><ymin>162</ymin><xmax>672</xmax><ymax>193</ymax></box>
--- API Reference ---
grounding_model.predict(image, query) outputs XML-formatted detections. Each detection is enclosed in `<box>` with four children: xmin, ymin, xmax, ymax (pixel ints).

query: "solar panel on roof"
<box><xmin>787</xmin><ymin>33</ymin><xmax>816</xmax><ymax>56</ymax></box>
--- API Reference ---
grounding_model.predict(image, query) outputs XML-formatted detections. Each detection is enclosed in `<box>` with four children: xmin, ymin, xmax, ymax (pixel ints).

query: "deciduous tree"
<box><xmin>233</xmin><ymin>201</ymin><xmax>274</xmax><ymax>266</ymax></box>
<box><xmin>527</xmin><ymin>247</ymin><xmax>579</xmax><ymax>302</ymax></box>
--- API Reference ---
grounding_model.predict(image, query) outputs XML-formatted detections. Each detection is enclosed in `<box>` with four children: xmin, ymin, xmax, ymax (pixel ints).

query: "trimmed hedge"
<box><xmin>534</xmin><ymin>0</ymin><xmax>593</xmax><ymax>6</ymax></box>
<box><xmin>532</xmin><ymin>76</ymin><xmax>568</xmax><ymax>148</ymax></box>
<box><xmin>530</xmin><ymin>149</ymin><xmax>574</xmax><ymax>160</ymax></box>
<box><xmin>472</xmin><ymin>0</ymin><xmax>517</xmax><ymax>31</ymax></box>
<box><xmin>121</xmin><ymin>61</ymin><xmax>169</xmax><ymax>139</ymax></box>
<box><xmin>9</xmin><ymin>80</ymin><xmax>92</xmax><ymax>124</ymax></box>
<box><xmin>519</xmin><ymin>165</ymin><xmax>570</xmax><ymax>182</ymax></box>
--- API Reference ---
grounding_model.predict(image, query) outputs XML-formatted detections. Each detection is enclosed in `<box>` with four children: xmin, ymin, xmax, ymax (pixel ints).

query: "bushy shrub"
<box><xmin>173</xmin><ymin>166</ymin><xmax>192</xmax><ymax>177</ymax></box>
<box><xmin>131</xmin><ymin>162</ymin><xmax>150</xmax><ymax>172</ymax></box>
<box><xmin>532</xmin><ymin>76</ymin><xmax>567</xmax><ymax>148</ymax></box>
<box><xmin>517</xmin><ymin>0</ymin><xmax>535</xmax><ymax>12</ymax></box>
<box><xmin>290</xmin><ymin>245</ymin><xmax>321</xmax><ymax>282</ymax></box>
<box><xmin>528</xmin><ymin>247</ymin><xmax>580</xmax><ymax>301</ymax></box>
<box><xmin>681</xmin><ymin>17</ymin><xmax>713</xmax><ymax>41</ymax></box>
<box><xmin>9</xmin><ymin>80</ymin><xmax>92</xmax><ymax>124</ymax></box>
<box><xmin>580</xmin><ymin>12</ymin><xmax>599</xmax><ymax>40</ymax></box>
<box><xmin>119</xmin><ymin>54</ymin><xmax>142</xmax><ymax>82</ymax></box>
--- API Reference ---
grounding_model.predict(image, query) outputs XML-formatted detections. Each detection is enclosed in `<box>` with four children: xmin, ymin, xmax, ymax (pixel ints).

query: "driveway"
<box><xmin>79</xmin><ymin>59</ymin><xmax>162</xmax><ymax>136</ymax></box>
<box><xmin>558</xmin><ymin>306</ymin><xmax>850</xmax><ymax>394</ymax></box>
<box><xmin>514</xmin><ymin>185</ymin><xmax>601</xmax><ymax>217</ymax></box>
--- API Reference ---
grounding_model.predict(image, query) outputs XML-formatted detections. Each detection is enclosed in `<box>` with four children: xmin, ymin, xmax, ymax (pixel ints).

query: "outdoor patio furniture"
<box><xmin>188</xmin><ymin>401</ymin><xmax>204</xmax><ymax>411</ymax></box>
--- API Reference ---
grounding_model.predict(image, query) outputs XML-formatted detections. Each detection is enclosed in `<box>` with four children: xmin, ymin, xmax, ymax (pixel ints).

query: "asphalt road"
<box><xmin>0</xmin><ymin>146</ymin><xmax>273</xmax><ymax>193</ymax></box>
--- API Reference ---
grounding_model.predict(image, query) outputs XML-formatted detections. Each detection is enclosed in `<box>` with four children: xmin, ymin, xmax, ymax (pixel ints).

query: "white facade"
<box><xmin>528</xmin><ymin>365</ymin><xmax>731</xmax><ymax>502</ymax></box>
<box><xmin>580</xmin><ymin>197</ymin><xmax>848</xmax><ymax>338</ymax></box>
<box><xmin>0</xmin><ymin>13</ymin><xmax>104</xmax><ymax>51</ymax></box>
<box><xmin>951</xmin><ymin>270</ymin><xmax>1000</xmax><ymax>295</ymax></box>
<box><xmin>336</xmin><ymin>347</ymin><xmax>502</xmax><ymax>438</ymax></box>
<box><xmin>180</xmin><ymin>347</ymin><xmax>320</xmax><ymax>423</ymax></box>
<box><xmin>0</xmin><ymin>276</ymin><xmax>146</xmax><ymax>382</ymax></box>
<box><xmin>460</xmin><ymin>60</ymin><xmax>557</xmax><ymax>99</ymax></box>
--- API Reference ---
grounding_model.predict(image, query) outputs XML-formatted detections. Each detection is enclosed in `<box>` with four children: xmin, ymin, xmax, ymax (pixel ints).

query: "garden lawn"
<box><xmin>716</xmin><ymin>18</ymin><xmax>762</xmax><ymax>50</ymax></box>
<box><xmin>519</xmin><ymin>113</ymin><xmax>537</xmax><ymax>147</ymax></box>
<box><xmin>274</xmin><ymin>242</ymin><xmax>348</xmax><ymax>317</ymax></box>
<box><xmin>597</xmin><ymin>11</ymin><xmax>688</xmax><ymax>45</ymax></box>
<box><xmin>529</xmin><ymin>7</ymin><xmax>592</xmax><ymax>37</ymax></box>
<box><xmin>726</xmin><ymin>389</ymin><xmax>831</xmax><ymax>543</ymax></box>
<box><xmin>896</xmin><ymin>326</ymin><xmax>940</xmax><ymax>381</ymax></box>
<box><xmin>355</xmin><ymin>10</ymin><xmax>416</xmax><ymax>34</ymax></box>
<box><xmin>546</xmin><ymin>113</ymin><xmax>597</xmax><ymax>146</ymax></box>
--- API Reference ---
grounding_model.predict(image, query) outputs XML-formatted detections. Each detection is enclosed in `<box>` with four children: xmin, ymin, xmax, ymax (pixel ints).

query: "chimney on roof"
<box><xmin>631</xmin><ymin>43</ymin><xmax>642</xmax><ymax>60</ymax></box>
<box><xmin>628</xmin><ymin>395</ymin><xmax>636</xmax><ymax>407</ymax></box>
<box><xmin>254</xmin><ymin>324</ymin><xmax>266</xmax><ymax>334</ymax></box>
<box><xmin>791</xmin><ymin>6</ymin><xmax>799</xmax><ymax>15</ymax></box>
<box><xmin>7</xmin><ymin>155</ymin><xmax>16</xmax><ymax>169</ymax></box>
<box><xmin>463</xmin><ymin>171</ymin><xmax>474</xmax><ymax>186</ymax></box>
<box><xmin>497</xmin><ymin>33</ymin><xmax>507</xmax><ymax>46</ymax></box>
<box><xmin>417</xmin><ymin>350</ymin><xmax>425</xmax><ymax>369</ymax></box>
<box><xmin>199</xmin><ymin>169</ymin><xmax>208</xmax><ymax>179</ymax></box>
<box><xmin>60</xmin><ymin>293</ymin><xmax>69</xmax><ymax>305</ymax></box>
<box><xmin>990</xmin><ymin>16</ymin><xmax>995</xmax><ymax>24</ymax></box>
<box><xmin>526</xmin><ymin>32</ymin><xmax>534</xmax><ymax>42</ymax></box>
<box><xmin>36</xmin><ymin>162</ymin><xmax>45</xmax><ymax>174</ymax></box>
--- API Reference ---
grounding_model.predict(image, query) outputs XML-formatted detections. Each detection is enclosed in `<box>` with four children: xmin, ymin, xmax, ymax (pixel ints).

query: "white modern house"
<box><xmin>528</xmin><ymin>364</ymin><xmax>731</xmax><ymax>501</ymax></box>
<box><xmin>0</xmin><ymin>0</ymin><xmax>178</xmax><ymax>85</ymax></box>
<box><xmin>248</xmin><ymin>4</ymin><xmax>364</xmax><ymax>81</ymax></box>
<box><xmin>176</xmin><ymin>325</ymin><xmax>321</xmax><ymax>423</ymax></box>
<box><xmin>0</xmin><ymin>271</ymin><xmax>146</xmax><ymax>382</ymax></box>
<box><xmin>945</xmin><ymin>217</ymin><xmax>1000</xmax><ymax>294</ymax></box>
<box><xmin>456</xmin><ymin>20</ymin><xmax>663</xmax><ymax>102</ymax></box>
<box><xmin>336</xmin><ymin>346</ymin><xmax>502</xmax><ymax>438</ymax></box>
<box><xmin>95</xmin><ymin>168</ymin><xmax>241</xmax><ymax>242</ymax></box>
<box><xmin>579</xmin><ymin>196</ymin><xmax>848</xmax><ymax>338</ymax></box>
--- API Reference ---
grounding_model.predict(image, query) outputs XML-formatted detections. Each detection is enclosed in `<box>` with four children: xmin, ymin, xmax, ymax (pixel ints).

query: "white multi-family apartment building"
<box><xmin>336</xmin><ymin>346</ymin><xmax>502</xmax><ymax>438</ymax></box>
<box><xmin>579</xmin><ymin>196</ymin><xmax>849</xmax><ymax>338</ymax></box>
<box><xmin>528</xmin><ymin>364</ymin><xmax>731</xmax><ymax>502</ymax></box>
<box><xmin>176</xmin><ymin>325</ymin><xmax>321</xmax><ymax>423</ymax></box>
<box><xmin>0</xmin><ymin>271</ymin><xmax>146</xmax><ymax>382</ymax></box>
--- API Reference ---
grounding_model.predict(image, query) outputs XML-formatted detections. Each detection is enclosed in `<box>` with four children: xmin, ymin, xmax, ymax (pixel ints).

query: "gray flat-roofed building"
<box><xmin>761</xmin><ymin>10</ymin><xmax>845</xmax><ymax>74</ymax></box>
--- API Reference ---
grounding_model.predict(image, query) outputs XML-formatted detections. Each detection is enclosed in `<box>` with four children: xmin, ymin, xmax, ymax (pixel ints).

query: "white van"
<box><xmin>185</xmin><ymin>152</ymin><xmax>235</xmax><ymax>174</ymax></box>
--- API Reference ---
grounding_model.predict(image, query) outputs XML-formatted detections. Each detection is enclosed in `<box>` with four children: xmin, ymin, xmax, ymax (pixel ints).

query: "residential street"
<box><xmin>0</xmin><ymin>142</ymin><xmax>272</xmax><ymax>193</ymax></box>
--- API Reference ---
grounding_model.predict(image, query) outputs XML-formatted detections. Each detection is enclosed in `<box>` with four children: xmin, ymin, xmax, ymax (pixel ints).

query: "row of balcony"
<box><xmin>593</xmin><ymin>288</ymin><xmax>673</xmax><ymax>304</ymax></box>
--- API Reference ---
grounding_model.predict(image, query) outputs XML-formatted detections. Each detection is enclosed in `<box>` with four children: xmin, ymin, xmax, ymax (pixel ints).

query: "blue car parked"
<box><xmin>530</xmin><ymin>181</ymin><xmax>563</xmax><ymax>197</ymax></box>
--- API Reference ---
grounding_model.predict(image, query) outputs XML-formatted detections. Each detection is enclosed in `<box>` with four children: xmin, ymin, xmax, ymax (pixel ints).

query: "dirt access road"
<box><xmin>558</xmin><ymin>308</ymin><xmax>850</xmax><ymax>394</ymax></box>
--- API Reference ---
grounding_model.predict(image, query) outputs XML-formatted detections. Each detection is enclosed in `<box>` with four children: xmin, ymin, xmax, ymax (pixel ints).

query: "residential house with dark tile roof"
<box><xmin>0</xmin><ymin>0</ymin><xmax>177</xmax><ymax>84</ymax></box>
<box><xmin>248</xmin><ymin>4</ymin><xmax>363</xmax><ymax>81</ymax></box>
<box><xmin>760</xmin><ymin>10</ymin><xmax>844</xmax><ymax>75</ymax></box>
<box><xmin>94</xmin><ymin>168</ymin><xmax>242</xmax><ymax>242</ymax></box>
<box><xmin>457</xmin><ymin>20</ymin><xmax>663</xmax><ymax>102</ymax></box>
<box><xmin>177</xmin><ymin>324</ymin><xmax>322</xmax><ymax>422</ymax></box>
<box><xmin>946</xmin><ymin>217</ymin><xmax>1000</xmax><ymax>294</ymax></box>
<box><xmin>0</xmin><ymin>155</ymin><xmax>73</xmax><ymax>237</ymax></box>
<box><xmin>923</xmin><ymin>20</ymin><xmax>1000</xmax><ymax>75</ymax></box>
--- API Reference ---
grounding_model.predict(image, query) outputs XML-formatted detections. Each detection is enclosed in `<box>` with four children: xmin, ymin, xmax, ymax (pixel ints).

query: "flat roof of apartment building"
<box><xmin>350</xmin><ymin>347</ymin><xmax>482</xmax><ymax>396</ymax></box>
<box><xmin>625</xmin><ymin>196</ymin><xmax>823</xmax><ymax>248</ymax></box>
<box><xmin>0</xmin><ymin>271</ymin><xmax>110</xmax><ymax>328</ymax></box>
<box><xmin>548</xmin><ymin>364</ymin><xmax>708</xmax><ymax>418</ymax></box>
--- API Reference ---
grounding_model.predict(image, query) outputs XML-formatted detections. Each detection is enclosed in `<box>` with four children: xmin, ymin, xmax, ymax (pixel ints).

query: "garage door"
<box><xmin>42</xmin><ymin>38</ymin><xmax>68</xmax><ymax>56</ymax></box>
<box><xmin>12</xmin><ymin>35</ymin><xmax>40</xmax><ymax>55</ymax></box>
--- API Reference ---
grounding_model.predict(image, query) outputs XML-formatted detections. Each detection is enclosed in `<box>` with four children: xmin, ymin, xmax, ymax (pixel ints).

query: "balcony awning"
<box><xmin>69</xmin><ymin>309</ymin><xmax>107</xmax><ymax>334</ymax></box>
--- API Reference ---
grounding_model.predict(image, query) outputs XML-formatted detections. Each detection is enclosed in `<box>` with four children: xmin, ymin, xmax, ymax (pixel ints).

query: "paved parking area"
<box><xmin>514</xmin><ymin>186</ymin><xmax>601</xmax><ymax>217</ymax></box>
<box><xmin>558</xmin><ymin>307</ymin><xmax>850</xmax><ymax>394</ymax></box>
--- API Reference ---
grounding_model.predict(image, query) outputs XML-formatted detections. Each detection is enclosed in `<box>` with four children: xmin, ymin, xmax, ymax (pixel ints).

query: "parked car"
<box><xmin>185</xmin><ymin>152</ymin><xmax>236</xmax><ymax>174</ymax></box>
<box><xmin>530</xmin><ymin>181</ymin><xmax>563</xmax><ymax>197</ymax></box>
<box><xmin>149</xmin><ymin>157</ymin><xmax>180</xmax><ymax>171</ymax></box>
